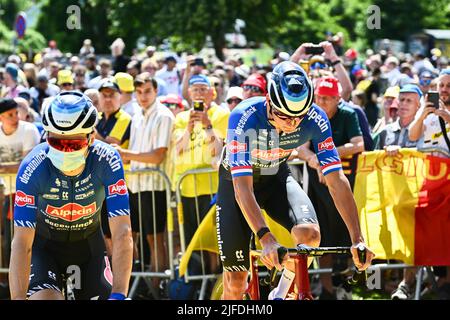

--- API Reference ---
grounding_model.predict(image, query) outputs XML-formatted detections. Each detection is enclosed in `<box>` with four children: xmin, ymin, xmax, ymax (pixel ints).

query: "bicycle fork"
<box><xmin>294</xmin><ymin>254</ymin><xmax>314</xmax><ymax>300</ymax></box>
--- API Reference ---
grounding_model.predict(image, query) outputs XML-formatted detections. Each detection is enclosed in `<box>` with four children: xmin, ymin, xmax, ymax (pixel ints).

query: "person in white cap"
<box><xmin>225</xmin><ymin>86</ymin><xmax>243</xmax><ymax>111</ymax></box>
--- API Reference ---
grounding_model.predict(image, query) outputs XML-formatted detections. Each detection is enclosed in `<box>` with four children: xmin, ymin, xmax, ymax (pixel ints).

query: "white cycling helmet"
<box><xmin>268</xmin><ymin>61</ymin><xmax>314</xmax><ymax>117</ymax></box>
<box><xmin>42</xmin><ymin>91</ymin><xmax>98</xmax><ymax>135</ymax></box>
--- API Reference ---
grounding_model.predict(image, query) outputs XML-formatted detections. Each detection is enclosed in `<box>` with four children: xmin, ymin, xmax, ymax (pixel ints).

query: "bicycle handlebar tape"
<box><xmin>348</xmin><ymin>245</ymin><xmax>368</xmax><ymax>287</ymax></box>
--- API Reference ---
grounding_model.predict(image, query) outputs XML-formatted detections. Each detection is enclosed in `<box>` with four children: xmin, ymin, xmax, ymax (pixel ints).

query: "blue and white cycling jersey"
<box><xmin>221</xmin><ymin>96</ymin><xmax>342</xmax><ymax>179</ymax></box>
<box><xmin>14</xmin><ymin>140</ymin><xmax>130</xmax><ymax>242</ymax></box>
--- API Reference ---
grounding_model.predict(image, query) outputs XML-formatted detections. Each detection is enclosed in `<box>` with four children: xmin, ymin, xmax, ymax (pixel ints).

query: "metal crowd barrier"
<box><xmin>175</xmin><ymin>167</ymin><xmax>218</xmax><ymax>300</ymax></box>
<box><xmin>123</xmin><ymin>168</ymin><xmax>176</xmax><ymax>299</ymax></box>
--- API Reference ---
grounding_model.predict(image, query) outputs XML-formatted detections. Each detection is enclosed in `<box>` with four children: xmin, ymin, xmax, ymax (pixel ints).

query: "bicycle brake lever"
<box><xmin>260</xmin><ymin>247</ymin><xmax>288</xmax><ymax>288</ymax></box>
<box><xmin>348</xmin><ymin>245</ymin><xmax>367</xmax><ymax>286</ymax></box>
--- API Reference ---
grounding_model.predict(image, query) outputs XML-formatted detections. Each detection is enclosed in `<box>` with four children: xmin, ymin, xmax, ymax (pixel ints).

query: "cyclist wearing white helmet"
<box><xmin>217</xmin><ymin>61</ymin><xmax>374</xmax><ymax>299</ymax></box>
<box><xmin>9</xmin><ymin>91</ymin><xmax>133</xmax><ymax>300</ymax></box>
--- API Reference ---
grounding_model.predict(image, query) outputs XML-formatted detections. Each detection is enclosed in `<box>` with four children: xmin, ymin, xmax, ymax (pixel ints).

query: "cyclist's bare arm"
<box><xmin>336</xmin><ymin>136</ymin><xmax>364</xmax><ymax>158</ymax></box>
<box><xmin>9</xmin><ymin>226</ymin><xmax>35</xmax><ymax>300</ymax></box>
<box><xmin>323</xmin><ymin>170</ymin><xmax>374</xmax><ymax>270</ymax></box>
<box><xmin>232</xmin><ymin>176</ymin><xmax>282</xmax><ymax>270</ymax></box>
<box><xmin>109</xmin><ymin>216</ymin><xmax>133</xmax><ymax>296</ymax></box>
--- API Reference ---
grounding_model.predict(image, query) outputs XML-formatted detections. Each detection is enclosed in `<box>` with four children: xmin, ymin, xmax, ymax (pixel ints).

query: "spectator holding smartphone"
<box><xmin>409</xmin><ymin>69</ymin><xmax>450</xmax><ymax>158</ymax></box>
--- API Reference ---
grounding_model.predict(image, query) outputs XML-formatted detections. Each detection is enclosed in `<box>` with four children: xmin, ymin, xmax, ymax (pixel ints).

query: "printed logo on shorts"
<box><xmin>227</xmin><ymin>140</ymin><xmax>247</xmax><ymax>154</ymax></box>
<box><xmin>108</xmin><ymin>179</ymin><xmax>127</xmax><ymax>196</ymax></box>
<box><xmin>15</xmin><ymin>191</ymin><xmax>35</xmax><ymax>207</ymax></box>
<box><xmin>318</xmin><ymin>137</ymin><xmax>335</xmax><ymax>152</ymax></box>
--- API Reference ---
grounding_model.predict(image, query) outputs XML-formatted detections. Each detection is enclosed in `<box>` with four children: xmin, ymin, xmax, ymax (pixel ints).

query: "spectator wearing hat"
<box><xmin>296</xmin><ymin>76</ymin><xmax>364</xmax><ymax>299</ymax></box>
<box><xmin>181</xmin><ymin>55</ymin><xmax>206</xmax><ymax>103</ymax></box>
<box><xmin>88</xmin><ymin>59</ymin><xmax>112</xmax><ymax>89</ymax></box>
<box><xmin>174</xmin><ymin>74</ymin><xmax>229</xmax><ymax>265</ymax></box>
<box><xmin>418</xmin><ymin>70</ymin><xmax>436</xmax><ymax>95</ymax></box>
<box><xmin>373</xmin><ymin>84</ymin><xmax>420</xmax><ymax>152</ymax></box>
<box><xmin>114</xmin><ymin>72</ymin><xmax>141</xmax><ymax>118</ymax></box>
<box><xmin>114</xmin><ymin>72</ymin><xmax>175</xmax><ymax>289</ymax></box>
<box><xmin>145</xmin><ymin>46</ymin><xmax>156</xmax><ymax>59</ymax></box>
<box><xmin>94</xmin><ymin>78</ymin><xmax>132</xmax><ymax>256</ymax></box>
<box><xmin>372</xmin><ymin>86</ymin><xmax>400</xmax><ymax>136</ymax></box>
<box><xmin>141</xmin><ymin>59</ymin><xmax>168</xmax><ymax>96</ymax></box>
<box><xmin>1</xmin><ymin>63</ymin><xmax>26</xmax><ymax>99</ymax></box>
<box><xmin>242</xmin><ymin>73</ymin><xmax>266</xmax><ymax>99</ymax></box>
<box><xmin>410</xmin><ymin>70</ymin><xmax>450</xmax><ymax>158</ymax></box>
<box><xmin>57</xmin><ymin>70</ymin><xmax>75</xmax><ymax>92</ymax></box>
<box><xmin>225</xmin><ymin>86</ymin><xmax>243</xmax><ymax>111</ymax></box>
<box><xmin>156</xmin><ymin>55</ymin><xmax>181</xmax><ymax>95</ymax></box>
<box><xmin>0</xmin><ymin>98</ymin><xmax>40</xmax><ymax>272</ymax></box>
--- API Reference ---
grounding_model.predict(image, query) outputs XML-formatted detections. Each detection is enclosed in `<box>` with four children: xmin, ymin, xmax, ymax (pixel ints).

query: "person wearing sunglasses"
<box><xmin>9</xmin><ymin>91</ymin><xmax>133</xmax><ymax>300</ymax></box>
<box><xmin>225</xmin><ymin>86</ymin><xmax>243</xmax><ymax>111</ymax></box>
<box><xmin>217</xmin><ymin>61</ymin><xmax>374</xmax><ymax>300</ymax></box>
<box><xmin>241</xmin><ymin>73</ymin><xmax>267</xmax><ymax>100</ymax></box>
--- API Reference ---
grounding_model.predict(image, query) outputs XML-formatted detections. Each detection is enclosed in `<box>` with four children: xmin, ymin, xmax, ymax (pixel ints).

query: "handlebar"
<box><xmin>261</xmin><ymin>244</ymin><xmax>367</xmax><ymax>288</ymax></box>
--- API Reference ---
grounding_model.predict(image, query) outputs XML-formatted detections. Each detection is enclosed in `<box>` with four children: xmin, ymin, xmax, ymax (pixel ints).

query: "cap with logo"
<box><xmin>99</xmin><ymin>78</ymin><xmax>121</xmax><ymax>93</ymax></box>
<box><xmin>315</xmin><ymin>76</ymin><xmax>340</xmax><ymax>97</ymax></box>
<box><xmin>189</xmin><ymin>74</ymin><xmax>211</xmax><ymax>87</ymax></box>
<box><xmin>5</xmin><ymin>63</ymin><xmax>19</xmax><ymax>81</ymax></box>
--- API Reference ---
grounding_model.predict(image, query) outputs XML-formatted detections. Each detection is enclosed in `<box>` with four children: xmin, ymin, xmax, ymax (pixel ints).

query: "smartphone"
<box><xmin>305</xmin><ymin>45</ymin><xmax>324</xmax><ymax>55</ymax></box>
<box><xmin>193</xmin><ymin>101</ymin><xmax>204</xmax><ymax>112</ymax></box>
<box><xmin>427</xmin><ymin>91</ymin><xmax>440</xmax><ymax>109</ymax></box>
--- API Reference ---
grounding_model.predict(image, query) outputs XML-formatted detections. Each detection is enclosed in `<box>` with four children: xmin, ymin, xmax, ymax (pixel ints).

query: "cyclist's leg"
<box><xmin>73</xmin><ymin>254</ymin><xmax>113</xmax><ymax>300</ymax></box>
<box><xmin>27</xmin><ymin>244</ymin><xmax>65</xmax><ymax>300</ymax></box>
<box><xmin>216</xmin><ymin>174</ymin><xmax>252</xmax><ymax>300</ymax></box>
<box><xmin>263</xmin><ymin>170</ymin><xmax>320</xmax><ymax>258</ymax></box>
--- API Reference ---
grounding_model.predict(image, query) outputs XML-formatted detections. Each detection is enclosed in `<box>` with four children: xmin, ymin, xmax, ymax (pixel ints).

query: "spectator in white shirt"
<box><xmin>114</xmin><ymin>73</ymin><xmax>174</xmax><ymax>290</ymax></box>
<box><xmin>155</xmin><ymin>55</ymin><xmax>181</xmax><ymax>95</ymax></box>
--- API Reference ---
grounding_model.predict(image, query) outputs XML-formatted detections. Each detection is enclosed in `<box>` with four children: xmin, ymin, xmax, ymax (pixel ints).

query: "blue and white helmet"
<box><xmin>268</xmin><ymin>61</ymin><xmax>314</xmax><ymax>117</ymax></box>
<box><xmin>42</xmin><ymin>91</ymin><xmax>98</xmax><ymax>135</ymax></box>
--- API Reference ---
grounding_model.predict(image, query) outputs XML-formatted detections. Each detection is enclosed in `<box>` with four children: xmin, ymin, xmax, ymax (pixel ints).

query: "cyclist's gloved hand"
<box><xmin>260</xmin><ymin>233</ymin><xmax>284</xmax><ymax>271</ymax></box>
<box><xmin>351</xmin><ymin>242</ymin><xmax>375</xmax><ymax>271</ymax></box>
<box><xmin>108</xmin><ymin>292</ymin><xmax>129</xmax><ymax>300</ymax></box>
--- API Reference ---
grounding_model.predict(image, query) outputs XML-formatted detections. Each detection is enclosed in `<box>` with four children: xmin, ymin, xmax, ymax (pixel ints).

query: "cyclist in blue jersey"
<box><xmin>9</xmin><ymin>91</ymin><xmax>133</xmax><ymax>300</ymax></box>
<box><xmin>217</xmin><ymin>61</ymin><xmax>375</xmax><ymax>300</ymax></box>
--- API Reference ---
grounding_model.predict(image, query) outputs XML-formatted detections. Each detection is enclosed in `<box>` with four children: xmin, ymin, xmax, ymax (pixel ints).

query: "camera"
<box><xmin>305</xmin><ymin>45</ymin><xmax>324</xmax><ymax>55</ymax></box>
<box><xmin>193</xmin><ymin>101</ymin><xmax>204</xmax><ymax>112</ymax></box>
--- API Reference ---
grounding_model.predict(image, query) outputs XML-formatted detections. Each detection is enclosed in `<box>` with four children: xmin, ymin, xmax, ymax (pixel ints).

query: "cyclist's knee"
<box><xmin>291</xmin><ymin>224</ymin><xmax>321</xmax><ymax>247</ymax></box>
<box><xmin>223</xmin><ymin>271</ymin><xmax>248</xmax><ymax>299</ymax></box>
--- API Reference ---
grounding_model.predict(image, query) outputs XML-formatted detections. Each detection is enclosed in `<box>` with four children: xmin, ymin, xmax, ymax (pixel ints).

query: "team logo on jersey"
<box><xmin>227</xmin><ymin>140</ymin><xmax>247</xmax><ymax>154</ymax></box>
<box><xmin>45</xmin><ymin>203</ymin><xmax>97</xmax><ymax>222</ymax></box>
<box><xmin>15</xmin><ymin>191</ymin><xmax>35</xmax><ymax>207</ymax></box>
<box><xmin>108</xmin><ymin>179</ymin><xmax>127</xmax><ymax>196</ymax></box>
<box><xmin>318</xmin><ymin>137</ymin><xmax>335</xmax><ymax>152</ymax></box>
<box><xmin>251</xmin><ymin>148</ymin><xmax>292</xmax><ymax>161</ymax></box>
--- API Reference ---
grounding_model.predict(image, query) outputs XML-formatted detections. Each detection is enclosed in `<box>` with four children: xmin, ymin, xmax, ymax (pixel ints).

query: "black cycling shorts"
<box><xmin>27</xmin><ymin>230</ymin><xmax>112</xmax><ymax>300</ymax></box>
<box><xmin>216</xmin><ymin>164</ymin><xmax>318</xmax><ymax>272</ymax></box>
<box><xmin>129</xmin><ymin>191</ymin><xmax>167</xmax><ymax>235</ymax></box>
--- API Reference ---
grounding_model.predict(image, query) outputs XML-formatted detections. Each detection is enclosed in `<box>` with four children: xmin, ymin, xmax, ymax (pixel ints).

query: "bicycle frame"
<box><xmin>245</xmin><ymin>245</ymin><xmax>365</xmax><ymax>300</ymax></box>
